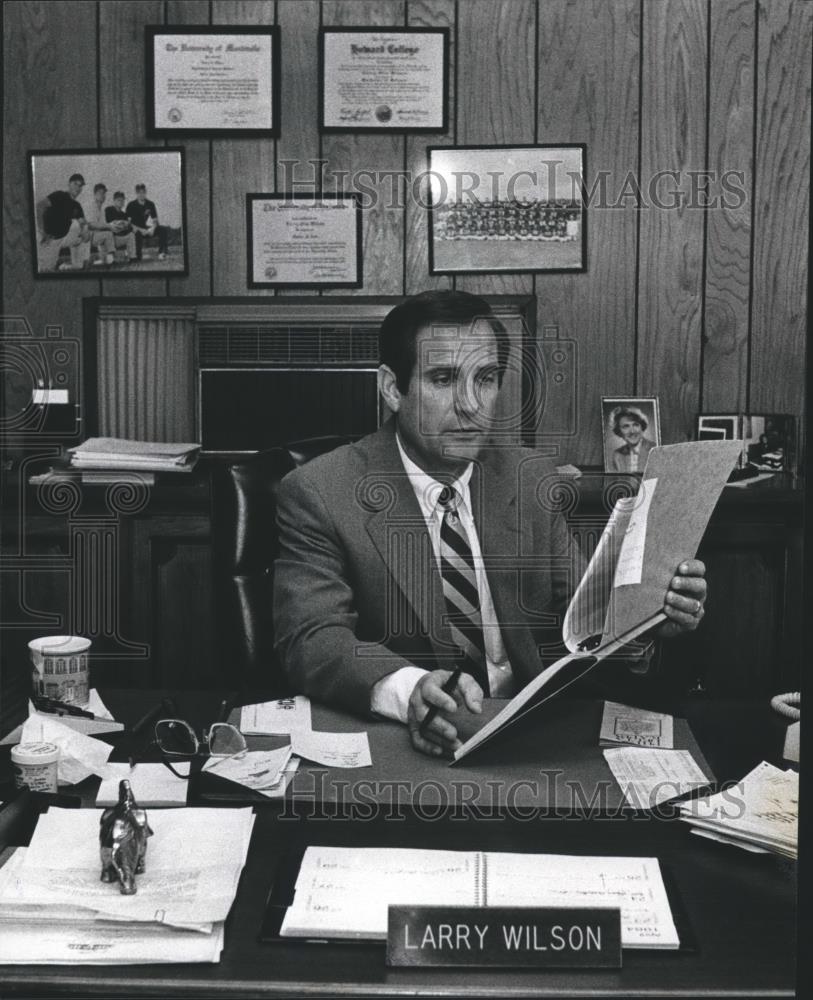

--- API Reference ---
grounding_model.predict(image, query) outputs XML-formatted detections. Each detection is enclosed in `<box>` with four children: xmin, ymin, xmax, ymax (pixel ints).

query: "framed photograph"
<box><xmin>696</xmin><ymin>413</ymin><xmax>741</xmax><ymax>442</ymax></box>
<box><xmin>741</xmin><ymin>414</ymin><xmax>796</xmax><ymax>473</ymax></box>
<box><xmin>427</xmin><ymin>145</ymin><xmax>586</xmax><ymax>274</ymax></box>
<box><xmin>320</xmin><ymin>27</ymin><xmax>449</xmax><ymax>132</ymax></box>
<box><xmin>146</xmin><ymin>26</ymin><xmax>280</xmax><ymax>136</ymax></box>
<box><xmin>602</xmin><ymin>397</ymin><xmax>661</xmax><ymax>474</ymax></box>
<box><xmin>246</xmin><ymin>193</ymin><xmax>363</xmax><ymax>289</ymax></box>
<box><xmin>29</xmin><ymin>148</ymin><xmax>188</xmax><ymax>278</ymax></box>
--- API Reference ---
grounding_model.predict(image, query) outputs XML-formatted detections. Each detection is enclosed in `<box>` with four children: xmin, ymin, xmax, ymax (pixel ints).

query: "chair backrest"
<box><xmin>211</xmin><ymin>435</ymin><xmax>355</xmax><ymax>691</ymax></box>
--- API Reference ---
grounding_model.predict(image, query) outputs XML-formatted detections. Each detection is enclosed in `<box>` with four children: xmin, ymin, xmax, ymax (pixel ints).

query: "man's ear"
<box><xmin>378</xmin><ymin>365</ymin><xmax>402</xmax><ymax>413</ymax></box>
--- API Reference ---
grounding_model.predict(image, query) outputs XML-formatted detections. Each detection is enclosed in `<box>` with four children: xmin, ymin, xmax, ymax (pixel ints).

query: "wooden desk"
<box><xmin>0</xmin><ymin>692</ymin><xmax>799</xmax><ymax>998</ymax></box>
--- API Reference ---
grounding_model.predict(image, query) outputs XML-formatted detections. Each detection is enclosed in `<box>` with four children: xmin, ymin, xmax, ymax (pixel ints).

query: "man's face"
<box><xmin>114</xmin><ymin>196</ymin><xmax>125</xmax><ymax>210</ymax></box>
<box><xmin>391</xmin><ymin>319</ymin><xmax>501</xmax><ymax>476</ymax></box>
<box><xmin>68</xmin><ymin>179</ymin><xmax>84</xmax><ymax>199</ymax></box>
<box><xmin>136</xmin><ymin>189</ymin><xmax>146</xmax><ymax>202</ymax></box>
<box><xmin>95</xmin><ymin>189</ymin><xmax>106</xmax><ymax>205</ymax></box>
<box><xmin>618</xmin><ymin>417</ymin><xmax>643</xmax><ymax>446</ymax></box>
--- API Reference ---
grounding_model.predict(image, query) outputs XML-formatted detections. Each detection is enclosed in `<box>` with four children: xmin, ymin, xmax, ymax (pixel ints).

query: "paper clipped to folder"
<box><xmin>452</xmin><ymin>440</ymin><xmax>742</xmax><ymax>763</ymax></box>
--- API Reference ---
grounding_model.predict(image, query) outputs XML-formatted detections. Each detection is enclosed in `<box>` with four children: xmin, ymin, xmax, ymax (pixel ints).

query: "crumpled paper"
<box><xmin>19</xmin><ymin>713</ymin><xmax>113</xmax><ymax>785</ymax></box>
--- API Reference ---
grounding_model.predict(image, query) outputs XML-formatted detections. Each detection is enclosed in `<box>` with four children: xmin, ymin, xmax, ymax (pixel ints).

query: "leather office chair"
<box><xmin>211</xmin><ymin>435</ymin><xmax>357</xmax><ymax>692</ymax></box>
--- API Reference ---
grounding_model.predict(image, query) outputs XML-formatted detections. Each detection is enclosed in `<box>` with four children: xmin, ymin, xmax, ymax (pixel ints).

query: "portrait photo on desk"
<box><xmin>28</xmin><ymin>148</ymin><xmax>188</xmax><ymax>278</ymax></box>
<box><xmin>741</xmin><ymin>414</ymin><xmax>795</xmax><ymax>473</ymax></box>
<box><xmin>602</xmin><ymin>397</ymin><xmax>661</xmax><ymax>474</ymax></box>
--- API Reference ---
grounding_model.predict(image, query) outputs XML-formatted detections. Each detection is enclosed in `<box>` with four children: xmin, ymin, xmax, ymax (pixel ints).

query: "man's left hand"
<box><xmin>658</xmin><ymin>559</ymin><xmax>707</xmax><ymax>639</ymax></box>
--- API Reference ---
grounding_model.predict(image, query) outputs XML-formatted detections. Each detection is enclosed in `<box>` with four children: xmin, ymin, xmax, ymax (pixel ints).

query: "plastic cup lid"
<box><xmin>28</xmin><ymin>635</ymin><xmax>91</xmax><ymax>655</ymax></box>
<box><xmin>11</xmin><ymin>741</ymin><xmax>60</xmax><ymax>763</ymax></box>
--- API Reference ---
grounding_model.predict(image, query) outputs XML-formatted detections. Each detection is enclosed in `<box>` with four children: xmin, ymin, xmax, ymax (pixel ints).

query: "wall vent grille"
<box><xmin>197</xmin><ymin>324</ymin><xmax>379</xmax><ymax>366</ymax></box>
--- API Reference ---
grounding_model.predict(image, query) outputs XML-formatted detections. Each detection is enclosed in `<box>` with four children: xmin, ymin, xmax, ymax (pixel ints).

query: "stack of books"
<box><xmin>677</xmin><ymin>761</ymin><xmax>798</xmax><ymax>859</ymax></box>
<box><xmin>0</xmin><ymin>807</ymin><xmax>255</xmax><ymax>964</ymax></box>
<box><xmin>68</xmin><ymin>437</ymin><xmax>200</xmax><ymax>483</ymax></box>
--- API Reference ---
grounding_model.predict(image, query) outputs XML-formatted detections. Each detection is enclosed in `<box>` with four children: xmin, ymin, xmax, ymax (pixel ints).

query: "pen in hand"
<box><xmin>419</xmin><ymin>666</ymin><xmax>464</xmax><ymax>738</ymax></box>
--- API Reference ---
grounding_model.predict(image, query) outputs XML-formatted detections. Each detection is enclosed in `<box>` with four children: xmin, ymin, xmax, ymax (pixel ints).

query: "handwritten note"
<box><xmin>603</xmin><ymin>747</ymin><xmax>709</xmax><ymax>808</ymax></box>
<box><xmin>290</xmin><ymin>730</ymin><xmax>372</xmax><ymax>768</ymax></box>
<box><xmin>202</xmin><ymin>746</ymin><xmax>293</xmax><ymax>791</ymax></box>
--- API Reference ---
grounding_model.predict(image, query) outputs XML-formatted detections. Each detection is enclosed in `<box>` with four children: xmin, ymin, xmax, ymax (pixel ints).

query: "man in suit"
<box><xmin>274</xmin><ymin>291</ymin><xmax>707</xmax><ymax>757</ymax></box>
<box><xmin>610</xmin><ymin>407</ymin><xmax>656</xmax><ymax>472</ymax></box>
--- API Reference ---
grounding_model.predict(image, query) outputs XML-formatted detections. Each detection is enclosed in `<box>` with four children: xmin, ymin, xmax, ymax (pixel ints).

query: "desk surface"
<box><xmin>0</xmin><ymin>692</ymin><xmax>799</xmax><ymax>999</ymax></box>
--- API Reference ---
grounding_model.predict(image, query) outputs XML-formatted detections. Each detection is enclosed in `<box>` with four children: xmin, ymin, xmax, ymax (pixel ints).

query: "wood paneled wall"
<box><xmin>2</xmin><ymin>0</ymin><xmax>809</xmax><ymax>464</ymax></box>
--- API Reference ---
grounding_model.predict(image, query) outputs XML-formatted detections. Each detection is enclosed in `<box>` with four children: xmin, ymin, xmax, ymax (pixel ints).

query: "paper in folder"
<box><xmin>453</xmin><ymin>440</ymin><xmax>742</xmax><ymax>763</ymax></box>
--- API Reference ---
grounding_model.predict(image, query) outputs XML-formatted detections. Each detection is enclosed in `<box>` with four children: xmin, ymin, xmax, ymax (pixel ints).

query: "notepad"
<box><xmin>279</xmin><ymin>847</ymin><xmax>679</xmax><ymax>949</ymax></box>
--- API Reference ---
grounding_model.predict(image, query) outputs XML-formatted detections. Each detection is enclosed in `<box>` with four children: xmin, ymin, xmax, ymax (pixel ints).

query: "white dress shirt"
<box><xmin>370</xmin><ymin>435</ymin><xmax>516</xmax><ymax>722</ymax></box>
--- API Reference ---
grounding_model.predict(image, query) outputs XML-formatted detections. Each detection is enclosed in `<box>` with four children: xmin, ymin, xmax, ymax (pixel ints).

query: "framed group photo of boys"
<box><xmin>146</xmin><ymin>26</ymin><xmax>280</xmax><ymax>136</ymax></box>
<box><xmin>427</xmin><ymin>145</ymin><xmax>587</xmax><ymax>274</ymax></box>
<box><xmin>29</xmin><ymin>148</ymin><xmax>188</xmax><ymax>278</ymax></box>
<box><xmin>602</xmin><ymin>397</ymin><xmax>661</xmax><ymax>474</ymax></box>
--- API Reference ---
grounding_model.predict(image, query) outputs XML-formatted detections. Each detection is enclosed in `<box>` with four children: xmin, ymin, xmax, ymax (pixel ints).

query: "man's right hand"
<box><xmin>407</xmin><ymin>669</ymin><xmax>483</xmax><ymax>758</ymax></box>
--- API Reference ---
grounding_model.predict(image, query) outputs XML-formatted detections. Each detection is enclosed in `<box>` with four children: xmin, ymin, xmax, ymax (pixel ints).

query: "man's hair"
<box><xmin>379</xmin><ymin>289</ymin><xmax>509</xmax><ymax>393</ymax></box>
<box><xmin>135</xmin><ymin>183</ymin><xmax>146</xmax><ymax>192</ymax></box>
<box><xmin>113</xmin><ymin>191</ymin><xmax>125</xmax><ymax>200</ymax></box>
<box><xmin>93</xmin><ymin>183</ymin><xmax>106</xmax><ymax>194</ymax></box>
<box><xmin>68</xmin><ymin>173</ymin><xmax>85</xmax><ymax>185</ymax></box>
<box><xmin>612</xmin><ymin>407</ymin><xmax>648</xmax><ymax>436</ymax></box>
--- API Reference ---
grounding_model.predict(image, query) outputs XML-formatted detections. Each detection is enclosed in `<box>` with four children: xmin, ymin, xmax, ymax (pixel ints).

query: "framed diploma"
<box><xmin>428</xmin><ymin>145</ymin><xmax>587</xmax><ymax>274</ymax></box>
<box><xmin>319</xmin><ymin>27</ymin><xmax>449</xmax><ymax>132</ymax></box>
<box><xmin>146</xmin><ymin>26</ymin><xmax>280</xmax><ymax>136</ymax></box>
<box><xmin>246</xmin><ymin>194</ymin><xmax>363</xmax><ymax>289</ymax></box>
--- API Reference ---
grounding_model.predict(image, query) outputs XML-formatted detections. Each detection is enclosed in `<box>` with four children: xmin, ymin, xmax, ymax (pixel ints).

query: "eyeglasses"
<box><xmin>153</xmin><ymin>719</ymin><xmax>247</xmax><ymax>779</ymax></box>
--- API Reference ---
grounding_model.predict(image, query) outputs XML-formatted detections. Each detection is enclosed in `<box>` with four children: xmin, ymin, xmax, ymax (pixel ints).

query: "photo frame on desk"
<box><xmin>427</xmin><ymin>145</ymin><xmax>587</xmax><ymax>274</ymax></box>
<box><xmin>29</xmin><ymin>147</ymin><xmax>188</xmax><ymax>278</ymax></box>
<box><xmin>246</xmin><ymin>193</ymin><xmax>363</xmax><ymax>289</ymax></box>
<box><xmin>319</xmin><ymin>27</ymin><xmax>449</xmax><ymax>132</ymax></box>
<box><xmin>146</xmin><ymin>26</ymin><xmax>280</xmax><ymax>136</ymax></box>
<box><xmin>601</xmin><ymin>397</ymin><xmax>661</xmax><ymax>474</ymax></box>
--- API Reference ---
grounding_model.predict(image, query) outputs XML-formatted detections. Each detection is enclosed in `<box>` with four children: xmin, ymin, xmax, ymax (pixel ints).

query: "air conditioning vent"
<box><xmin>197</xmin><ymin>323</ymin><xmax>379</xmax><ymax>366</ymax></box>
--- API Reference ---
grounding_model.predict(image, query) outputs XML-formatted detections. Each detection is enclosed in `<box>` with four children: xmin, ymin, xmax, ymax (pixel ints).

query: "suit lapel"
<box><xmin>361</xmin><ymin>423</ymin><xmax>453</xmax><ymax>663</ymax></box>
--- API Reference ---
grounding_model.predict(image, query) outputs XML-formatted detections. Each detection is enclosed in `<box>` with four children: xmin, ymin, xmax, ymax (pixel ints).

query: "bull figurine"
<box><xmin>99</xmin><ymin>779</ymin><xmax>153</xmax><ymax>895</ymax></box>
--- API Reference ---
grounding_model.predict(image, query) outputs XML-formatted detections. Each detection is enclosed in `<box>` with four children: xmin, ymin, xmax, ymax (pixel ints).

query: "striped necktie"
<box><xmin>437</xmin><ymin>485</ymin><xmax>489</xmax><ymax>695</ymax></box>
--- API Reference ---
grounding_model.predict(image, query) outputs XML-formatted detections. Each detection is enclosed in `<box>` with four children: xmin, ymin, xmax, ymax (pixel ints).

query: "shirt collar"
<box><xmin>395</xmin><ymin>432</ymin><xmax>473</xmax><ymax>520</ymax></box>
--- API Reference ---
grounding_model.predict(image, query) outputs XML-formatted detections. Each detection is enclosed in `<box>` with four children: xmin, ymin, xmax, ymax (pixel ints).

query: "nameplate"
<box><xmin>386</xmin><ymin>905</ymin><xmax>621</xmax><ymax>968</ymax></box>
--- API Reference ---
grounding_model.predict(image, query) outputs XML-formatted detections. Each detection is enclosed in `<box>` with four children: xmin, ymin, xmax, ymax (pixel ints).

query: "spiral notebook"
<box><xmin>275</xmin><ymin>846</ymin><xmax>679</xmax><ymax>949</ymax></box>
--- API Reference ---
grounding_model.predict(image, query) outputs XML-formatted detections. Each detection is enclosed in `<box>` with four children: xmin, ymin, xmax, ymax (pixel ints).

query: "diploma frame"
<box><xmin>319</xmin><ymin>27</ymin><xmax>449</xmax><ymax>133</ymax></box>
<box><xmin>427</xmin><ymin>144</ymin><xmax>587</xmax><ymax>274</ymax></box>
<box><xmin>245</xmin><ymin>193</ymin><xmax>363</xmax><ymax>289</ymax></box>
<box><xmin>29</xmin><ymin>146</ymin><xmax>188</xmax><ymax>279</ymax></box>
<box><xmin>146</xmin><ymin>25</ymin><xmax>280</xmax><ymax>136</ymax></box>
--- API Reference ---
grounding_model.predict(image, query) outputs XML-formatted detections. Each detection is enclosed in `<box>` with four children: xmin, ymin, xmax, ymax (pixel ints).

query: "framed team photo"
<box><xmin>428</xmin><ymin>144</ymin><xmax>587</xmax><ymax>274</ymax></box>
<box><xmin>602</xmin><ymin>397</ymin><xmax>661</xmax><ymax>474</ymax></box>
<box><xmin>29</xmin><ymin>147</ymin><xmax>188</xmax><ymax>278</ymax></box>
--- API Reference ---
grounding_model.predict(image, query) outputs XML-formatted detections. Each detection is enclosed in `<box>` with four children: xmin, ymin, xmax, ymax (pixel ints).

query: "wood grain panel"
<box><xmin>750</xmin><ymin>0</ymin><xmax>810</xmax><ymax>441</ymax></box>
<box><xmin>534</xmin><ymin>0</ymin><xmax>640</xmax><ymax>464</ymax></box>
<box><xmin>1</xmin><ymin>0</ymin><xmax>99</xmax><ymax>442</ymax></box>
<box><xmin>167</xmin><ymin>0</ymin><xmax>212</xmax><ymax>297</ymax></box>
<box><xmin>404</xmin><ymin>0</ymin><xmax>455</xmax><ymax>294</ymax></box>
<box><xmin>637</xmin><ymin>0</ymin><xmax>707</xmax><ymax>444</ymax></box>
<box><xmin>211</xmin><ymin>0</ymin><xmax>277</xmax><ymax>296</ymax></box>
<box><xmin>275</xmin><ymin>0</ymin><xmax>322</xmax><ymax>298</ymax></box>
<box><xmin>455</xmin><ymin>0</ymin><xmax>535</xmax><ymax>298</ymax></box>
<box><xmin>701</xmin><ymin>0</ymin><xmax>753</xmax><ymax>414</ymax></box>
<box><xmin>99</xmin><ymin>0</ymin><xmax>167</xmax><ymax>298</ymax></box>
<box><xmin>322</xmin><ymin>1</ymin><xmax>406</xmax><ymax>296</ymax></box>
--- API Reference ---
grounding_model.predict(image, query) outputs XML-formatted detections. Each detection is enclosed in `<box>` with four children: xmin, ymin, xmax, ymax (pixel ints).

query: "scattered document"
<box><xmin>280</xmin><ymin>847</ymin><xmax>679</xmax><ymax>949</ymax></box>
<box><xmin>290</xmin><ymin>729</ymin><xmax>372</xmax><ymax>768</ymax></box>
<box><xmin>85</xmin><ymin>689</ymin><xmax>117</xmax><ymax>722</ymax></box>
<box><xmin>95</xmin><ymin>762</ymin><xmax>190</xmax><ymax>808</ymax></box>
<box><xmin>600</xmin><ymin>701</ymin><xmax>674</xmax><ymax>748</ymax></box>
<box><xmin>19</xmin><ymin>713</ymin><xmax>112</xmax><ymax>785</ymax></box>
<box><xmin>613</xmin><ymin>478</ymin><xmax>657</xmax><ymax>587</ymax></box>
<box><xmin>202</xmin><ymin>746</ymin><xmax>293</xmax><ymax>792</ymax></box>
<box><xmin>2</xmin><ymin>807</ymin><xmax>255</xmax><ymax>940</ymax></box>
<box><xmin>257</xmin><ymin>756</ymin><xmax>300</xmax><ymax>799</ymax></box>
<box><xmin>677</xmin><ymin>761</ymin><xmax>797</xmax><ymax>859</ymax></box>
<box><xmin>603</xmin><ymin>747</ymin><xmax>710</xmax><ymax>808</ymax></box>
<box><xmin>68</xmin><ymin>438</ymin><xmax>200</xmax><ymax>473</ymax></box>
<box><xmin>240</xmin><ymin>696</ymin><xmax>312</xmax><ymax>735</ymax></box>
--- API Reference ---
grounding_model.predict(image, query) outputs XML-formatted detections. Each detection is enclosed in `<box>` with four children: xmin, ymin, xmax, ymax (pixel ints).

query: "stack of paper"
<box><xmin>68</xmin><ymin>437</ymin><xmax>200</xmax><ymax>474</ymax></box>
<box><xmin>0</xmin><ymin>807</ymin><xmax>254</xmax><ymax>964</ymax></box>
<box><xmin>677</xmin><ymin>761</ymin><xmax>798</xmax><ymax>858</ymax></box>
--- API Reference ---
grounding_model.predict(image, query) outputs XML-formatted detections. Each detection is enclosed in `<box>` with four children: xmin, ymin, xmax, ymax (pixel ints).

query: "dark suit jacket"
<box><xmin>273</xmin><ymin>421</ymin><xmax>586</xmax><ymax>715</ymax></box>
